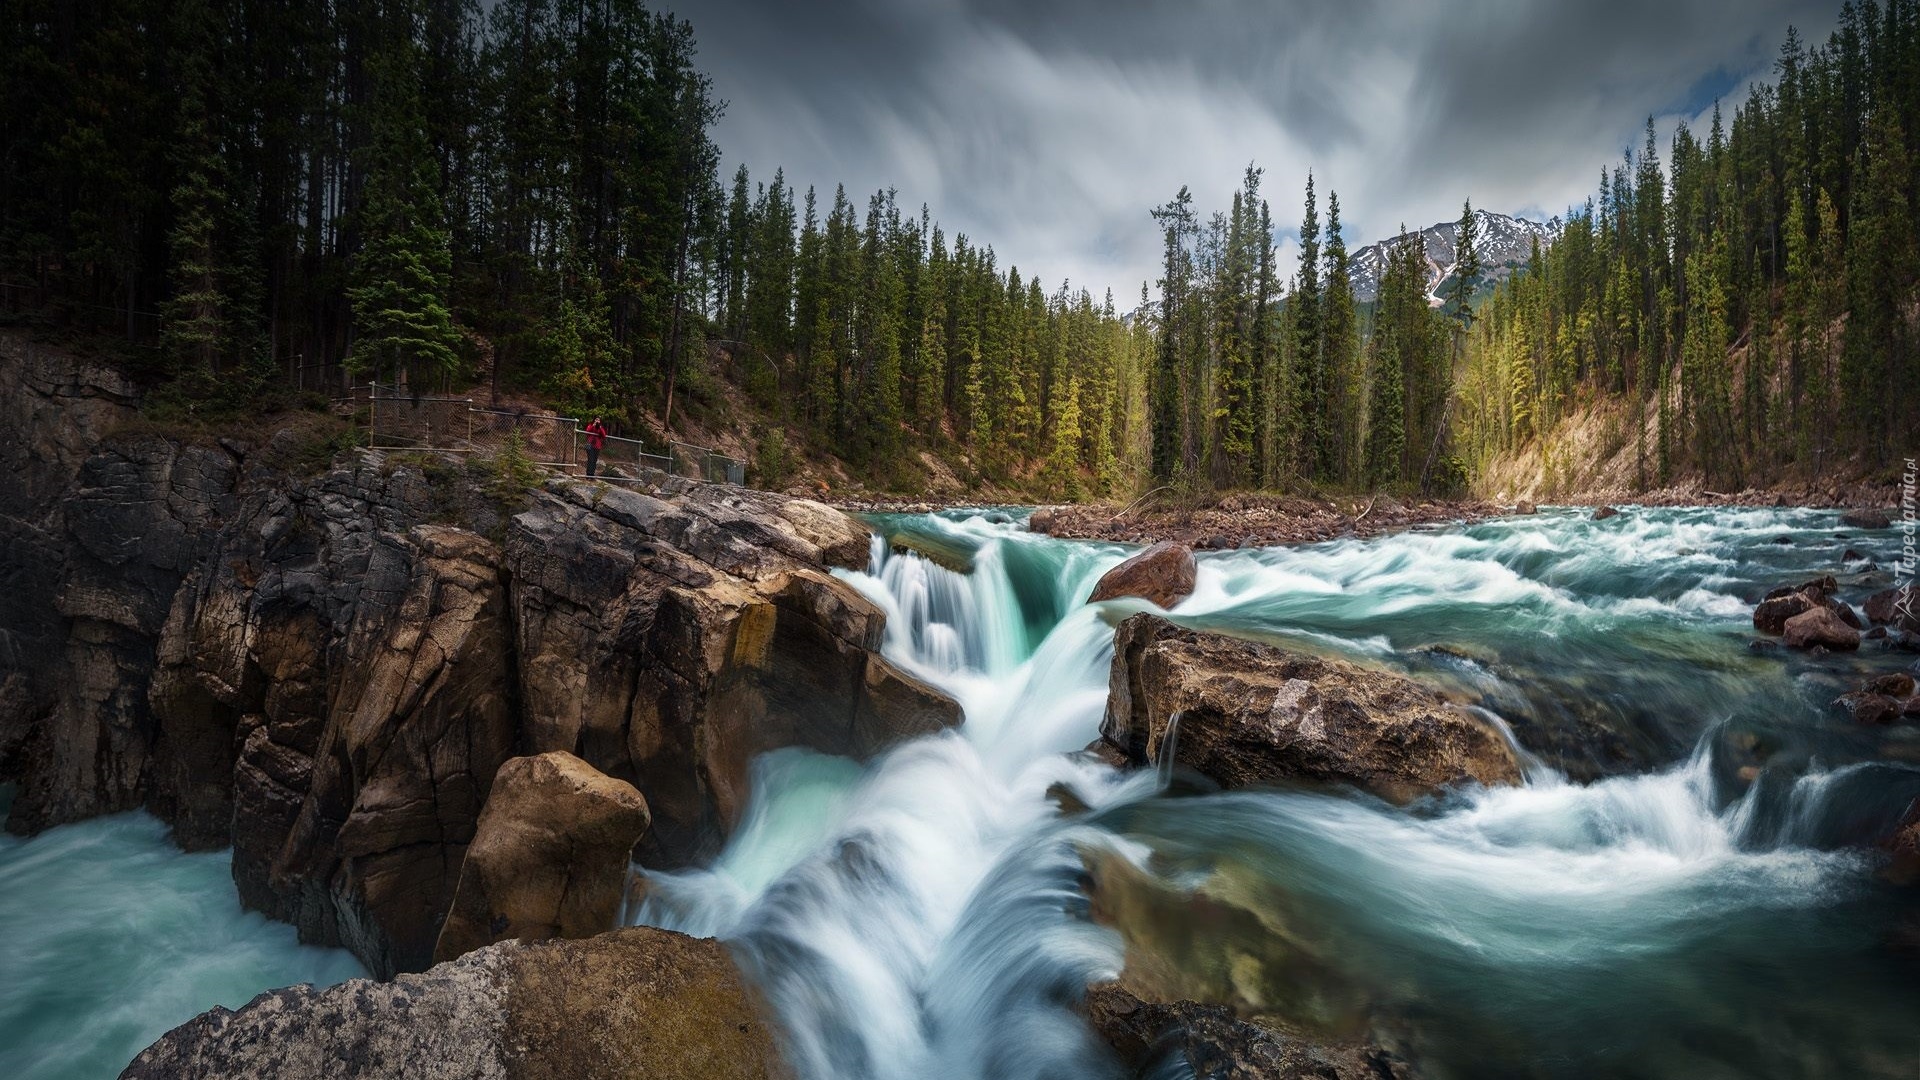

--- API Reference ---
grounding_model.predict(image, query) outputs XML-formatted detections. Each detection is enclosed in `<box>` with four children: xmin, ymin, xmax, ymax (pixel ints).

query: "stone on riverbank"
<box><xmin>1841</xmin><ymin>508</ymin><xmax>1891</xmax><ymax>529</ymax></box>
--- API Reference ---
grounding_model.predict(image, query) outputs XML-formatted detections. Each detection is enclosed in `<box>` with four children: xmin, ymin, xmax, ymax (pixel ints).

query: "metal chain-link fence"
<box><xmin>362</xmin><ymin>383</ymin><xmax>742</xmax><ymax>485</ymax></box>
<box><xmin>577</xmin><ymin>431</ymin><xmax>673</xmax><ymax>479</ymax></box>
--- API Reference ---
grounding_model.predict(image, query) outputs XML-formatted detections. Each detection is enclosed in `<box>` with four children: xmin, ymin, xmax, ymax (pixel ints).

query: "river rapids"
<box><xmin>635</xmin><ymin>505</ymin><xmax>1920</xmax><ymax>1080</ymax></box>
<box><xmin>1</xmin><ymin>507</ymin><xmax>1915</xmax><ymax>1079</ymax></box>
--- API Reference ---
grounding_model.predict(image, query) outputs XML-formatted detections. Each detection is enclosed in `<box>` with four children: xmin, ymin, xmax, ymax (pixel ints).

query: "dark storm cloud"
<box><xmin>671</xmin><ymin>0</ymin><xmax>1845</xmax><ymax>296</ymax></box>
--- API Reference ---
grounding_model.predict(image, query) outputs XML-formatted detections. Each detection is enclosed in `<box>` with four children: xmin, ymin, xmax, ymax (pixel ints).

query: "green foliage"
<box><xmin>539</xmin><ymin>259</ymin><xmax>622</xmax><ymax>419</ymax></box>
<box><xmin>15</xmin><ymin>0</ymin><xmax>1905</xmax><ymax>502</ymax></box>
<box><xmin>346</xmin><ymin>42</ymin><xmax>462</xmax><ymax>387</ymax></box>
<box><xmin>1460</xmin><ymin>10</ymin><xmax>1920</xmax><ymax>487</ymax></box>
<box><xmin>752</xmin><ymin>427</ymin><xmax>795</xmax><ymax>490</ymax></box>
<box><xmin>487</xmin><ymin>429</ymin><xmax>541</xmax><ymax>509</ymax></box>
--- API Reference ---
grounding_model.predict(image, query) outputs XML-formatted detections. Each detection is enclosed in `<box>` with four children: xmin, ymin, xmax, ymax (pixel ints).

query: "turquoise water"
<box><xmin>638</xmin><ymin>506</ymin><xmax>1920</xmax><ymax>1080</ymax></box>
<box><xmin>0</xmin><ymin>791</ymin><xmax>366</xmax><ymax>1079</ymax></box>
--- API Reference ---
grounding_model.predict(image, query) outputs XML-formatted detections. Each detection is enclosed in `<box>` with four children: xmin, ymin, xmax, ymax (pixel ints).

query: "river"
<box><xmin>0</xmin><ymin>789</ymin><xmax>366</xmax><ymax>1080</ymax></box>
<box><xmin>635</xmin><ymin>505</ymin><xmax>1920</xmax><ymax>1080</ymax></box>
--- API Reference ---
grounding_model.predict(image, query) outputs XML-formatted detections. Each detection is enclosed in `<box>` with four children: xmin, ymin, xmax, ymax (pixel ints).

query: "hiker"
<box><xmin>584</xmin><ymin>417</ymin><xmax>608</xmax><ymax>476</ymax></box>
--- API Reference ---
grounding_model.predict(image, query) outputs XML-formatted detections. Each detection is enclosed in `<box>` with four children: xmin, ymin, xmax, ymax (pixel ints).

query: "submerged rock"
<box><xmin>1783</xmin><ymin>606</ymin><xmax>1862</xmax><ymax>651</ymax></box>
<box><xmin>1592</xmin><ymin>505</ymin><xmax>1619</xmax><ymax>520</ymax></box>
<box><xmin>1100</xmin><ymin>615</ymin><xmax>1522</xmax><ymax>802</ymax></box>
<box><xmin>121</xmin><ymin>927</ymin><xmax>792</xmax><ymax>1080</ymax></box>
<box><xmin>433</xmin><ymin>752</ymin><xmax>650</xmax><ymax>964</ymax></box>
<box><xmin>1087</xmin><ymin>542</ymin><xmax>1197</xmax><ymax>610</ymax></box>
<box><xmin>1842</xmin><ymin>508</ymin><xmax>1892</xmax><ymax>530</ymax></box>
<box><xmin>1833</xmin><ymin>691</ymin><xmax>1904</xmax><ymax>725</ymax></box>
<box><xmin>1867</xmin><ymin>673</ymin><xmax>1918</xmax><ymax>697</ymax></box>
<box><xmin>1084</xmin><ymin>983</ymin><xmax>1414</xmax><ymax>1080</ymax></box>
<box><xmin>1753</xmin><ymin>576</ymin><xmax>1861</xmax><ymax>636</ymax></box>
<box><xmin>1832</xmin><ymin>673</ymin><xmax>1918</xmax><ymax>725</ymax></box>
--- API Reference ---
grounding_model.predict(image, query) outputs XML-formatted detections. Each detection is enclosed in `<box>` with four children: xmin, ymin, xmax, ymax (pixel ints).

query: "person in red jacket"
<box><xmin>584</xmin><ymin>417</ymin><xmax>608</xmax><ymax>476</ymax></box>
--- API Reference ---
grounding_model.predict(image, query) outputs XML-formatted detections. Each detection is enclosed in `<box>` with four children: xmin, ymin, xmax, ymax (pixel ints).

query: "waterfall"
<box><xmin>634</xmin><ymin>506</ymin><xmax>1920</xmax><ymax>1080</ymax></box>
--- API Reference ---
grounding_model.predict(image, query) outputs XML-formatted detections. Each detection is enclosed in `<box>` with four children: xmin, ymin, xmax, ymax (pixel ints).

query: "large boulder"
<box><xmin>1865</xmin><ymin>585</ymin><xmax>1919</xmax><ymax>632</ymax></box>
<box><xmin>1782</xmin><ymin>606</ymin><xmax>1861</xmax><ymax>650</ymax></box>
<box><xmin>434</xmin><ymin>753</ymin><xmax>651</xmax><ymax>964</ymax></box>
<box><xmin>1591</xmin><ymin>505</ymin><xmax>1618</xmax><ymax>520</ymax></box>
<box><xmin>120</xmin><ymin>927</ymin><xmax>793</xmax><ymax>1080</ymax></box>
<box><xmin>1753</xmin><ymin>577</ymin><xmax>1861</xmax><ymax>635</ymax></box>
<box><xmin>1088</xmin><ymin>542</ymin><xmax>1197</xmax><ymax>610</ymax></box>
<box><xmin>1841</xmin><ymin>508</ymin><xmax>1891</xmax><ymax>529</ymax></box>
<box><xmin>1101</xmin><ymin>615</ymin><xmax>1522</xmax><ymax>803</ymax></box>
<box><xmin>1085</xmin><ymin>984</ymin><xmax>1413</xmax><ymax>1080</ymax></box>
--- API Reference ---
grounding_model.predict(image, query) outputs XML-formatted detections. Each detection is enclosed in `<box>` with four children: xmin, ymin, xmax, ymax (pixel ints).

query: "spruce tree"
<box><xmin>1149</xmin><ymin>188</ymin><xmax>1195</xmax><ymax>481</ymax></box>
<box><xmin>1293</xmin><ymin>173</ymin><xmax>1325</xmax><ymax>480</ymax></box>
<box><xmin>347</xmin><ymin>42</ymin><xmax>463</xmax><ymax>386</ymax></box>
<box><xmin>160</xmin><ymin>0</ymin><xmax>232</xmax><ymax>384</ymax></box>
<box><xmin>1322</xmin><ymin>192</ymin><xmax>1359</xmax><ymax>484</ymax></box>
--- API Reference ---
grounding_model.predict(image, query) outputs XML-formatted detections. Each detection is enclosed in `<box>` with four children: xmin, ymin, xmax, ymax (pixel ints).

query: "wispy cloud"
<box><xmin>675</xmin><ymin>0</ymin><xmax>1845</xmax><ymax>295</ymax></box>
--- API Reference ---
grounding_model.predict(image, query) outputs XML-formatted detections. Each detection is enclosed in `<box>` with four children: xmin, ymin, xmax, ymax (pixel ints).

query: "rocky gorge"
<box><xmin>6</xmin><ymin>335</ymin><xmax>1920</xmax><ymax>1080</ymax></box>
<box><xmin>0</xmin><ymin>337</ymin><xmax>969</xmax><ymax>1067</ymax></box>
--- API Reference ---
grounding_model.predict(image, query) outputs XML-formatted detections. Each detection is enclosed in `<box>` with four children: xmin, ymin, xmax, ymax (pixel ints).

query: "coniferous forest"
<box><xmin>3</xmin><ymin>0</ymin><xmax>1916</xmax><ymax>498</ymax></box>
<box><xmin>1460</xmin><ymin>5</ymin><xmax>1920</xmax><ymax>493</ymax></box>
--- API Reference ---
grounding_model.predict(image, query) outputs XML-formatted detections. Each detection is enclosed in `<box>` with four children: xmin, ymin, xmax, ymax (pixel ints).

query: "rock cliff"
<box><xmin>0</xmin><ymin>337</ymin><xmax>959</xmax><ymax>978</ymax></box>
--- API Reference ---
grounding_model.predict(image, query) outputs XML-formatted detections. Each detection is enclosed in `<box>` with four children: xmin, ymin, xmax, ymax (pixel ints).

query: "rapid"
<box><xmin>634</xmin><ymin>505</ymin><xmax>1920</xmax><ymax>1079</ymax></box>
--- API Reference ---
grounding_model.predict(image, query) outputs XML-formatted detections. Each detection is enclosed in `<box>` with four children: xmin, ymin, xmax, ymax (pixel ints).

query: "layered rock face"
<box><xmin>0</xmin><ymin>346</ymin><xmax>958</xmax><ymax>978</ymax></box>
<box><xmin>121</xmin><ymin>927</ymin><xmax>793</xmax><ymax>1080</ymax></box>
<box><xmin>1101</xmin><ymin>615</ymin><xmax>1522</xmax><ymax>802</ymax></box>
<box><xmin>505</xmin><ymin>482</ymin><xmax>956</xmax><ymax>867</ymax></box>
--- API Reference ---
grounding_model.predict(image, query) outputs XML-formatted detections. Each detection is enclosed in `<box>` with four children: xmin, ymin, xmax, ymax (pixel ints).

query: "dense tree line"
<box><xmin>12</xmin><ymin>2</ymin><xmax>1900</xmax><ymax>499</ymax></box>
<box><xmin>2</xmin><ymin>0</ymin><xmax>723</xmax><ymax>412</ymax></box>
<box><xmin>1461</xmin><ymin>1</ymin><xmax>1920</xmax><ymax>489</ymax></box>
<box><xmin>0</xmin><ymin>0</ymin><xmax>1154</xmax><ymax>494</ymax></box>
<box><xmin>709</xmin><ymin>176</ymin><xmax>1149</xmax><ymax>493</ymax></box>
<box><xmin>1144</xmin><ymin>170</ymin><xmax>1474</xmax><ymax>494</ymax></box>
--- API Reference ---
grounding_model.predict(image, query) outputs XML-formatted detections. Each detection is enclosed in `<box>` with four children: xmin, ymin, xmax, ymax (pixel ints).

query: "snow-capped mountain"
<box><xmin>1347</xmin><ymin>209</ymin><xmax>1552</xmax><ymax>304</ymax></box>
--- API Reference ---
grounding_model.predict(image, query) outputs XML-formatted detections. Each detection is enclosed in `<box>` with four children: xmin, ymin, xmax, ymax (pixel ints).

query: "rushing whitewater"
<box><xmin>635</xmin><ymin>507</ymin><xmax>1920</xmax><ymax>1079</ymax></box>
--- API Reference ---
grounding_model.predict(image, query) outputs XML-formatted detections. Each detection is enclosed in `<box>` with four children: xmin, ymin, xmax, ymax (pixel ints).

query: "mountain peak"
<box><xmin>1346</xmin><ymin>210</ymin><xmax>1551</xmax><ymax>304</ymax></box>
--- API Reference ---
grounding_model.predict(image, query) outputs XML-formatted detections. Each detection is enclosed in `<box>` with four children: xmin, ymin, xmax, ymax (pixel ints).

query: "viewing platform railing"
<box><xmin>357</xmin><ymin>383</ymin><xmax>743</xmax><ymax>486</ymax></box>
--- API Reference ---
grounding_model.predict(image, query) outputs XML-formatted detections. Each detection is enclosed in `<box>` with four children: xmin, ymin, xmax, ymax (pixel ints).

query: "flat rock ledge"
<box><xmin>121</xmin><ymin>926</ymin><xmax>793</xmax><ymax>1080</ymax></box>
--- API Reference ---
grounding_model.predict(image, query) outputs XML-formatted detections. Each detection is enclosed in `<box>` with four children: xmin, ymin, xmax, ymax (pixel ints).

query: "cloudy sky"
<box><xmin>670</xmin><ymin>0</ymin><xmax>1845</xmax><ymax>297</ymax></box>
